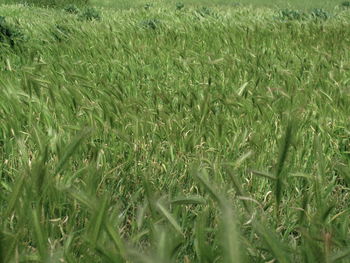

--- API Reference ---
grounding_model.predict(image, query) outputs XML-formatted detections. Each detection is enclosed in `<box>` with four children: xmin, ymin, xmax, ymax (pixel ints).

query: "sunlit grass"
<box><xmin>1</xmin><ymin>1</ymin><xmax>350</xmax><ymax>262</ymax></box>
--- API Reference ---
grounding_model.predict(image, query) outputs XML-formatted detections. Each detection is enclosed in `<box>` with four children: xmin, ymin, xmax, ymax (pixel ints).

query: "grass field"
<box><xmin>1</xmin><ymin>0</ymin><xmax>350</xmax><ymax>262</ymax></box>
<box><xmin>89</xmin><ymin>0</ymin><xmax>345</xmax><ymax>10</ymax></box>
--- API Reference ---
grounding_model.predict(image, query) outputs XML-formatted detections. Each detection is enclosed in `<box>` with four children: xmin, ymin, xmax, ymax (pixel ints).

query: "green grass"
<box><xmin>1</xmin><ymin>1</ymin><xmax>350</xmax><ymax>262</ymax></box>
<box><xmin>0</xmin><ymin>0</ymin><xmax>88</xmax><ymax>7</ymax></box>
<box><xmin>90</xmin><ymin>0</ymin><xmax>344</xmax><ymax>10</ymax></box>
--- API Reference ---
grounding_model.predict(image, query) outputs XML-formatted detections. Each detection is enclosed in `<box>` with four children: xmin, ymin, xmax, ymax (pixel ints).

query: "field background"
<box><xmin>90</xmin><ymin>0</ymin><xmax>341</xmax><ymax>9</ymax></box>
<box><xmin>1</xmin><ymin>0</ymin><xmax>350</xmax><ymax>262</ymax></box>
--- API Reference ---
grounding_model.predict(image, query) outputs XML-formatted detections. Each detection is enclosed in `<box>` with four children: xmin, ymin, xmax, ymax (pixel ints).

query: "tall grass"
<box><xmin>0</xmin><ymin>0</ymin><xmax>88</xmax><ymax>7</ymax></box>
<box><xmin>0</xmin><ymin>2</ymin><xmax>350</xmax><ymax>262</ymax></box>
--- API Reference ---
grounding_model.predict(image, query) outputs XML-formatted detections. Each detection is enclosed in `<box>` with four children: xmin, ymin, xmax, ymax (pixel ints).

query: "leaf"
<box><xmin>156</xmin><ymin>202</ymin><xmax>184</xmax><ymax>236</ymax></box>
<box><xmin>170</xmin><ymin>195</ymin><xmax>206</xmax><ymax>205</ymax></box>
<box><xmin>194</xmin><ymin>209</ymin><xmax>213</xmax><ymax>262</ymax></box>
<box><xmin>195</xmin><ymin>169</ymin><xmax>223</xmax><ymax>205</ymax></box>
<box><xmin>54</xmin><ymin>128</ymin><xmax>92</xmax><ymax>176</ymax></box>
<box><xmin>330</xmin><ymin>247</ymin><xmax>350</xmax><ymax>262</ymax></box>
<box><xmin>0</xmin><ymin>231</ymin><xmax>4</xmax><ymax>263</ymax></box>
<box><xmin>5</xmin><ymin>173</ymin><xmax>25</xmax><ymax>217</ymax></box>
<box><xmin>221</xmin><ymin>201</ymin><xmax>242</xmax><ymax>263</ymax></box>
<box><xmin>66</xmin><ymin>188</ymin><xmax>95</xmax><ymax>210</ymax></box>
<box><xmin>32</xmin><ymin>208</ymin><xmax>48</xmax><ymax>261</ymax></box>
<box><xmin>89</xmin><ymin>196</ymin><xmax>109</xmax><ymax>246</ymax></box>
<box><xmin>196</xmin><ymin>169</ymin><xmax>242</xmax><ymax>262</ymax></box>
<box><xmin>275</xmin><ymin>120</ymin><xmax>294</xmax><ymax>213</ymax></box>
<box><xmin>105</xmin><ymin>221</ymin><xmax>127</xmax><ymax>260</ymax></box>
<box><xmin>251</xmin><ymin>170</ymin><xmax>276</xmax><ymax>180</ymax></box>
<box><xmin>253</xmin><ymin>221</ymin><xmax>291</xmax><ymax>263</ymax></box>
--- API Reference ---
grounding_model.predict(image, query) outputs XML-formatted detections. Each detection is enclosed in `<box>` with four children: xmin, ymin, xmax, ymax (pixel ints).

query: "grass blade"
<box><xmin>89</xmin><ymin>195</ymin><xmax>109</xmax><ymax>246</ymax></box>
<box><xmin>330</xmin><ymin>247</ymin><xmax>350</xmax><ymax>262</ymax></box>
<box><xmin>54</xmin><ymin>128</ymin><xmax>92</xmax><ymax>176</ymax></box>
<box><xmin>275</xmin><ymin>120</ymin><xmax>293</xmax><ymax>215</ymax></box>
<box><xmin>170</xmin><ymin>195</ymin><xmax>207</xmax><ymax>205</ymax></box>
<box><xmin>5</xmin><ymin>173</ymin><xmax>25</xmax><ymax>217</ymax></box>
<box><xmin>221</xmin><ymin>201</ymin><xmax>242</xmax><ymax>263</ymax></box>
<box><xmin>32</xmin><ymin>208</ymin><xmax>48</xmax><ymax>261</ymax></box>
<box><xmin>156</xmin><ymin>202</ymin><xmax>184</xmax><ymax>236</ymax></box>
<box><xmin>105</xmin><ymin>221</ymin><xmax>127</xmax><ymax>260</ymax></box>
<box><xmin>254</xmin><ymin>221</ymin><xmax>291</xmax><ymax>263</ymax></box>
<box><xmin>196</xmin><ymin>168</ymin><xmax>242</xmax><ymax>262</ymax></box>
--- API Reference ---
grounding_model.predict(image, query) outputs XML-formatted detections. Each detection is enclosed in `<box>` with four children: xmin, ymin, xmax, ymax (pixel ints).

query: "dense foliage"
<box><xmin>1</xmin><ymin>1</ymin><xmax>350</xmax><ymax>262</ymax></box>
<box><xmin>1</xmin><ymin>0</ymin><xmax>88</xmax><ymax>7</ymax></box>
